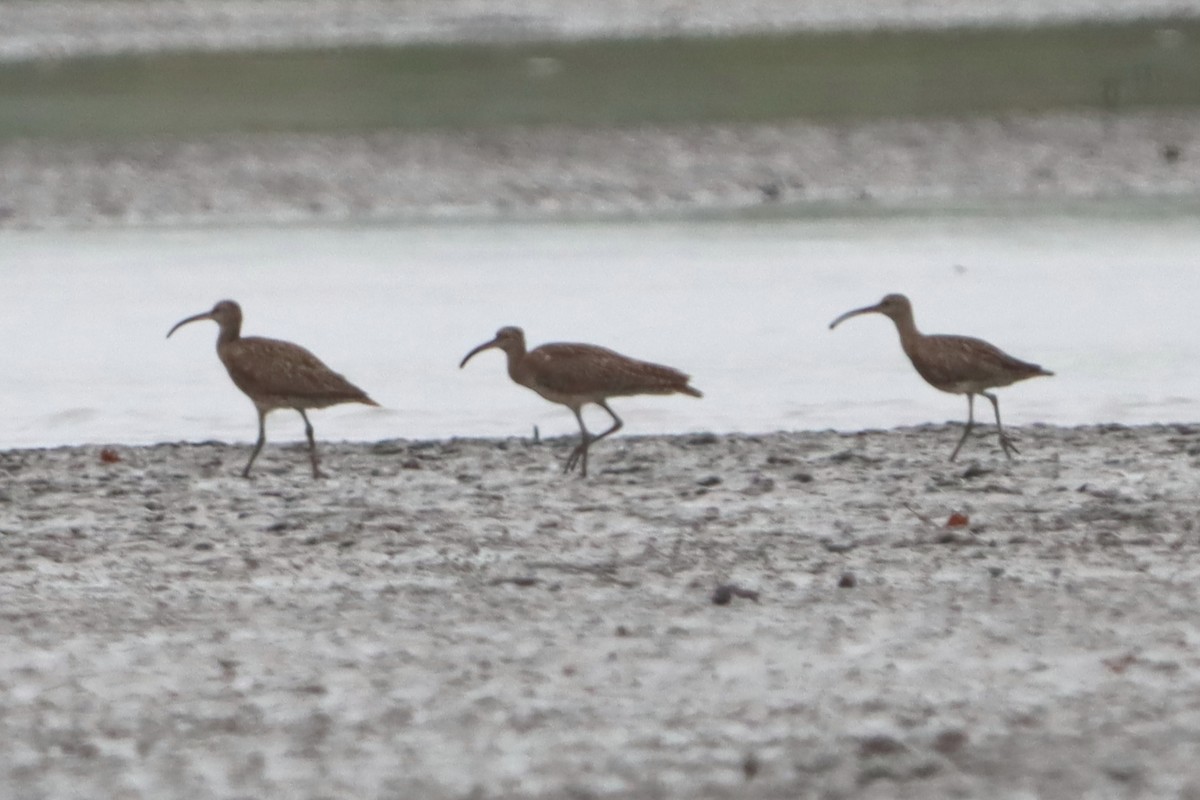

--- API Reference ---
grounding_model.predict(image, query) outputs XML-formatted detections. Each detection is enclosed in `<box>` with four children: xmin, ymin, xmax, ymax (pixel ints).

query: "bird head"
<box><xmin>829</xmin><ymin>293</ymin><xmax>912</xmax><ymax>329</ymax></box>
<box><xmin>459</xmin><ymin>326</ymin><xmax>526</xmax><ymax>368</ymax></box>
<box><xmin>167</xmin><ymin>299</ymin><xmax>243</xmax><ymax>338</ymax></box>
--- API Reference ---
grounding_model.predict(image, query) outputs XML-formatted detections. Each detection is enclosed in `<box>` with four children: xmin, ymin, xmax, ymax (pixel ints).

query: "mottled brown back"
<box><xmin>220</xmin><ymin>336</ymin><xmax>377</xmax><ymax>410</ymax></box>
<box><xmin>911</xmin><ymin>334</ymin><xmax>1052</xmax><ymax>392</ymax></box>
<box><xmin>526</xmin><ymin>343</ymin><xmax>701</xmax><ymax>399</ymax></box>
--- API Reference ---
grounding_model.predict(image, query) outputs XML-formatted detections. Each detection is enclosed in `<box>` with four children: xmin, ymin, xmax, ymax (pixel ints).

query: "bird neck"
<box><xmin>216</xmin><ymin>321</ymin><xmax>241</xmax><ymax>348</ymax></box>
<box><xmin>502</xmin><ymin>344</ymin><xmax>529</xmax><ymax>385</ymax></box>
<box><xmin>889</xmin><ymin>308</ymin><xmax>923</xmax><ymax>357</ymax></box>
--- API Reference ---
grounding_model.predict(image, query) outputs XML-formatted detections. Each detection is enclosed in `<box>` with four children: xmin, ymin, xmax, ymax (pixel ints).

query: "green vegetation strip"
<box><xmin>2</xmin><ymin>19</ymin><xmax>1199</xmax><ymax>140</ymax></box>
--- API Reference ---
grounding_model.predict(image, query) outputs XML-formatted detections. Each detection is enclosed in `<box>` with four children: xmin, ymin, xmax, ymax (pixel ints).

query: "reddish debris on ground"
<box><xmin>946</xmin><ymin>512</ymin><xmax>969</xmax><ymax>527</ymax></box>
<box><xmin>99</xmin><ymin>448</ymin><xmax>121</xmax><ymax>464</ymax></box>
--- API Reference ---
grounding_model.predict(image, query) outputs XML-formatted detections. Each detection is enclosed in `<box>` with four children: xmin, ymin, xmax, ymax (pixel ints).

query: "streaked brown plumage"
<box><xmin>460</xmin><ymin>326</ymin><xmax>702</xmax><ymax>477</ymax></box>
<box><xmin>167</xmin><ymin>300</ymin><xmax>378</xmax><ymax>478</ymax></box>
<box><xmin>829</xmin><ymin>293</ymin><xmax>1052</xmax><ymax>460</ymax></box>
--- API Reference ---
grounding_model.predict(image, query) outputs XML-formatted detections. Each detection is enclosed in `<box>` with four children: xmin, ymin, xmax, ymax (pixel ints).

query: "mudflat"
<box><xmin>3</xmin><ymin>424</ymin><xmax>1198</xmax><ymax>798</ymax></box>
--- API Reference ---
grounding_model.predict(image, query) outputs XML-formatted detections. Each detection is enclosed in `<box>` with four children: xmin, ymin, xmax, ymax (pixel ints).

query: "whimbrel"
<box><xmin>168</xmin><ymin>300</ymin><xmax>378</xmax><ymax>478</ymax></box>
<box><xmin>460</xmin><ymin>326</ymin><xmax>702</xmax><ymax>477</ymax></box>
<box><xmin>829</xmin><ymin>293</ymin><xmax>1052</xmax><ymax>460</ymax></box>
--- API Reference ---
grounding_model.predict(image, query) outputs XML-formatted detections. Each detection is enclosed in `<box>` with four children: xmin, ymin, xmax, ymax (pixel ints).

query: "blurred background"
<box><xmin>2</xmin><ymin>0</ymin><xmax>1200</xmax><ymax>447</ymax></box>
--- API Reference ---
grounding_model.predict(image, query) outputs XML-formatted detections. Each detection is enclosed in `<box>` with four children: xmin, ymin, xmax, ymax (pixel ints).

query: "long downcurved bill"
<box><xmin>829</xmin><ymin>303</ymin><xmax>884</xmax><ymax>330</ymax></box>
<box><xmin>166</xmin><ymin>311</ymin><xmax>213</xmax><ymax>338</ymax></box>
<box><xmin>459</xmin><ymin>338</ymin><xmax>500</xmax><ymax>368</ymax></box>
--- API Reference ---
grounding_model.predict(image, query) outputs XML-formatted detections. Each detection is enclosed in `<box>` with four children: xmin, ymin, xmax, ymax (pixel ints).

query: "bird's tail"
<box><xmin>679</xmin><ymin>384</ymin><xmax>703</xmax><ymax>398</ymax></box>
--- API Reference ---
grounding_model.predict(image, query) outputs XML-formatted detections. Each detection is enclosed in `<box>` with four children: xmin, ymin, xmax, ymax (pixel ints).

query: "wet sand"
<box><xmin>3</xmin><ymin>424</ymin><xmax>1200</xmax><ymax>798</ymax></box>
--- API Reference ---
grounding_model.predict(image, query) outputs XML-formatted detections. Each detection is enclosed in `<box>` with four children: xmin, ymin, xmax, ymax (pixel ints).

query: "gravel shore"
<box><xmin>3</xmin><ymin>424</ymin><xmax>1199</xmax><ymax>798</ymax></box>
<box><xmin>5</xmin><ymin>109</ymin><xmax>1200</xmax><ymax>228</ymax></box>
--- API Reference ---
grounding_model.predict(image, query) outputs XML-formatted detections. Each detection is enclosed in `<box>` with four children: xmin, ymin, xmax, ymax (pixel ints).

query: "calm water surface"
<box><xmin>3</xmin><ymin>211</ymin><xmax>1198</xmax><ymax>448</ymax></box>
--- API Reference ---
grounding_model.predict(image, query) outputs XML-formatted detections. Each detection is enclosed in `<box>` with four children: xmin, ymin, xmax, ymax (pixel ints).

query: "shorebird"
<box><xmin>829</xmin><ymin>293</ymin><xmax>1052</xmax><ymax>460</ymax></box>
<box><xmin>460</xmin><ymin>326</ymin><xmax>702</xmax><ymax>477</ymax></box>
<box><xmin>168</xmin><ymin>300</ymin><xmax>378</xmax><ymax>478</ymax></box>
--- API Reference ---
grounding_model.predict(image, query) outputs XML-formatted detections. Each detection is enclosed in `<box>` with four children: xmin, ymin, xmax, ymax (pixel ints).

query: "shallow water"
<box><xmin>4</xmin><ymin>208</ymin><xmax>1199</xmax><ymax>448</ymax></box>
<box><xmin>7</xmin><ymin>19</ymin><xmax>1200</xmax><ymax>139</ymax></box>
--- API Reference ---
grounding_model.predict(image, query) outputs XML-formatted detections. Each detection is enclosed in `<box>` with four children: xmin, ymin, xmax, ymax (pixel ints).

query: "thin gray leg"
<box><xmin>243</xmin><ymin>408</ymin><xmax>268</xmax><ymax>477</ymax></box>
<box><xmin>298</xmin><ymin>409</ymin><xmax>325</xmax><ymax>478</ymax></box>
<box><xmin>591</xmin><ymin>401</ymin><xmax>624</xmax><ymax>445</ymax></box>
<box><xmin>565</xmin><ymin>402</ymin><xmax>623</xmax><ymax>478</ymax></box>
<box><xmin>984</xmin><ymin>391</ymin><xmax>1019</xmax><ymax>459</ymax></box>
<box><xmin>949</xmin><ymin>393</ymin><xmax>975</xmax><ymax>462</ymax></box>
<box><xmin>564</xmin><ymin>407</ymin><xmax>591</xmax><ymax>477</ymax></box>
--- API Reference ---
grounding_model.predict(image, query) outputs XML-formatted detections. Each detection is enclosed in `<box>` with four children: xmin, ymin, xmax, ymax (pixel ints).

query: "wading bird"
<box><xmin>829</xmin><ymin>293</ymin><xmax>1052</xmax><ymax>460</ymax></box>
<box><xmin>460</xmin><ymin>326</ymin><xmax>702</xmax><ymax>477</ymax></box>
<box><xmin>168</xmin><ymin>300</ymin><xmax>377</xmax><ymax>478</ymax></box>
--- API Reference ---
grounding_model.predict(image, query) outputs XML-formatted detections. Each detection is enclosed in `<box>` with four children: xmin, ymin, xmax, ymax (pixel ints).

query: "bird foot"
<box><xmin>311</xmin><ymin>468</ymin><xmax>329</xmax><ymax>480</ymax></box>
<box><xmin>564</xmin><ymin>444</ymin><xmax>588</xmax><ymax>477</ymax></box>
<box><xmin>998</xmin><ymin>433</ymin><xmax>1020</xmax><ymax>459</ymax></box>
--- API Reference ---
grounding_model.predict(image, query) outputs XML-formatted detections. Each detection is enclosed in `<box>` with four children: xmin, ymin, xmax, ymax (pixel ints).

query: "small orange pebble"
<box><xmin>99</xmin><ymin>448</ymin><xmax>121</xmax><ymax>464</ymax></box>
<box><xmin>946</xmin><ymin>512</ymin><xmax>969</xmax><ymax>528</ymax></box>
